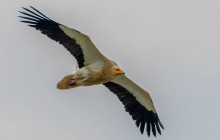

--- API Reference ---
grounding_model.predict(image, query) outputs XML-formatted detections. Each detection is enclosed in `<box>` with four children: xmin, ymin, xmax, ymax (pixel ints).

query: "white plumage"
<box><xmin>19</xmin><ymin>6</ymin><xmax>164</xmax><ymax>137</ymax></box>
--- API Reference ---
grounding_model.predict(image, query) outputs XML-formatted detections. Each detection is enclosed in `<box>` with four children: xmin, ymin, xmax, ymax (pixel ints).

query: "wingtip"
<box><xmin>152</xmin><ymin>131</ymin><xmax>156</xmax><ymax>137</ymax></box>
<box><xmin>147</xmin><ymin>123</ymin><xmax>151</xmax><ymax>137</ymax></box>
<box><xmin>29</xmin><ymin>5</ymin><xmax>34</xmax><ymax>8</ymax></box>
<box><xmin>155</xmin><ymin>122</ymin><xmax>162</xmax><ymax>135</ymax></box>
<box><xmin>17</xmin><ymin>15</ymin><xmax>23</xmax><ymax>19</ymax></box>
<box><xmin>30</xmin><ymin>5</ymin><xmax>35</xmax><ymax>10</ymax></box>
<box><xmin>158</xmin><ymin>120</ymin><xmax>164</xmax><ymax>129</ymax></box>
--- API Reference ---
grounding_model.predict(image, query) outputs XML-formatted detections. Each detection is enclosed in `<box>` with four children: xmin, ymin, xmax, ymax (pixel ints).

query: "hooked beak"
<box><xmin>114</xmin><ymin>69</ymin><xmax>125</xmax><ymax>75</ymax></box>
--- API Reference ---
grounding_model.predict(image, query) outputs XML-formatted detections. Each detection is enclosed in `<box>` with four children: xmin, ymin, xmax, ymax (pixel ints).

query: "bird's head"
<box><xmin>113</xmin><ymin>67</ymin><xmax>124</xmax><ymax>76</ymax></box>
<box><xmin>109</xmin><ymin>60</ymin><xmax>125</xmax><ymax>76</ymax></box>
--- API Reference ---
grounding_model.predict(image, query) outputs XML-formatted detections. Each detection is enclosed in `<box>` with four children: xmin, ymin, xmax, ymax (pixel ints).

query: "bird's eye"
<box><xmin>116</xmin><ymin>69</ymin><xmax>120</xmax><ymax>71</ymax></box>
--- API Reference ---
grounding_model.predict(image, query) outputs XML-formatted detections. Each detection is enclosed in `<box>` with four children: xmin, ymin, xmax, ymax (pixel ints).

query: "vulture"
<box><xmin>19</xmin><ymin>6</ymin><xmax>164</xmax><ymax>136</ymax></box>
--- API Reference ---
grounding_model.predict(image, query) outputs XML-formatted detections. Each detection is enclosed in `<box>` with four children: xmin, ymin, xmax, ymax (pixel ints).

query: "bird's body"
<box><xmin>19</xmin><ymin>6</ymin><xmax>164</xmax><ymax>137</ymax></box>
<box><xmin>57</xmin><ymin>59</ymin><xmax>123</xmax><ymax>88</ymax></box>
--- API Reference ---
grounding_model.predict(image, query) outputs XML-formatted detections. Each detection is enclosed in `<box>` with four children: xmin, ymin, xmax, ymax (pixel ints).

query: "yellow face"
<box><xmin>114</xmin><ymin>68</ymin><xmax>124</xmax><ymax>75</ymax></box>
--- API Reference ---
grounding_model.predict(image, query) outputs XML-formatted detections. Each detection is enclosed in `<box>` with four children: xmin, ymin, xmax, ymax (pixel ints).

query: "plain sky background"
<box><xmin>1</xmin><ymin>0</ymin><xmax>220</xmax><ymax>140</ymax></box>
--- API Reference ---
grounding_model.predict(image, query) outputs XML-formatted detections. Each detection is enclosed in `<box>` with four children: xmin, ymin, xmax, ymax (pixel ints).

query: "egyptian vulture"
<box><xmin>19</xmin><ymin>6</ymin><xmax>164</xmax><ymax>136</ymax></box>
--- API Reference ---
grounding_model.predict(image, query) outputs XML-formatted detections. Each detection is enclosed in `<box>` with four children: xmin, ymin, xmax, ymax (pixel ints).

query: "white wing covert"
<box><xmin>104</xmin><ymin>75</ymin><xmax>164</xmax><ymax>136</ymax></box>
<box><xmin>19</xmin><ymin>6</ymin><xmax>106</xmax><ymax>68</ymax></box>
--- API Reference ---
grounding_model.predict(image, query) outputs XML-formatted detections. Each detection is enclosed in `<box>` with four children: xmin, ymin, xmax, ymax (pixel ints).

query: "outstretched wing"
<box><xmin>104</xmin><ymin>75</ymin><xmax>164</xmax><ymax>137</ymax></box>
<box><xmin>19</xmin><ymin>6</ymin><xmax>106</xmax><ymax>68</ymax></box>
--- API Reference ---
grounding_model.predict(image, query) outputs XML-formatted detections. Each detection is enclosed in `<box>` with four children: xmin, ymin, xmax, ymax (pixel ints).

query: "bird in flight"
<box><xmin>19</xmin><ymin>6</ymin><xmax>164</xmax><ymax>137</ymax></box>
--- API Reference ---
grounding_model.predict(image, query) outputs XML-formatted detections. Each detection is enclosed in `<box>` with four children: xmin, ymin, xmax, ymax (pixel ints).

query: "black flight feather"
<box><xmin>104</xmin><ymin>82</ymin><xmax>164</xmax><ymax>137</ymax></box>
<box><xmin>19</xmin><ymin>6</ymin><xmax>85</xmax><ymax>68</ymax></box>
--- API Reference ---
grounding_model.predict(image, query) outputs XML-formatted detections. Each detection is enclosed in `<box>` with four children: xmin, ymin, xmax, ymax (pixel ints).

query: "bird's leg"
<box><xmin>57</xmin><ymin>74</ymin><xmax>78</xmax><ymax>90</ymax></box>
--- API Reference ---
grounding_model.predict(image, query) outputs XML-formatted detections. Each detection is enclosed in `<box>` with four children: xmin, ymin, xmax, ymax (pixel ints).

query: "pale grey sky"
<box><xmin>1</xmin><ymin>0</ymin><xmax>220</xmax><ymax>140</ymax></box>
